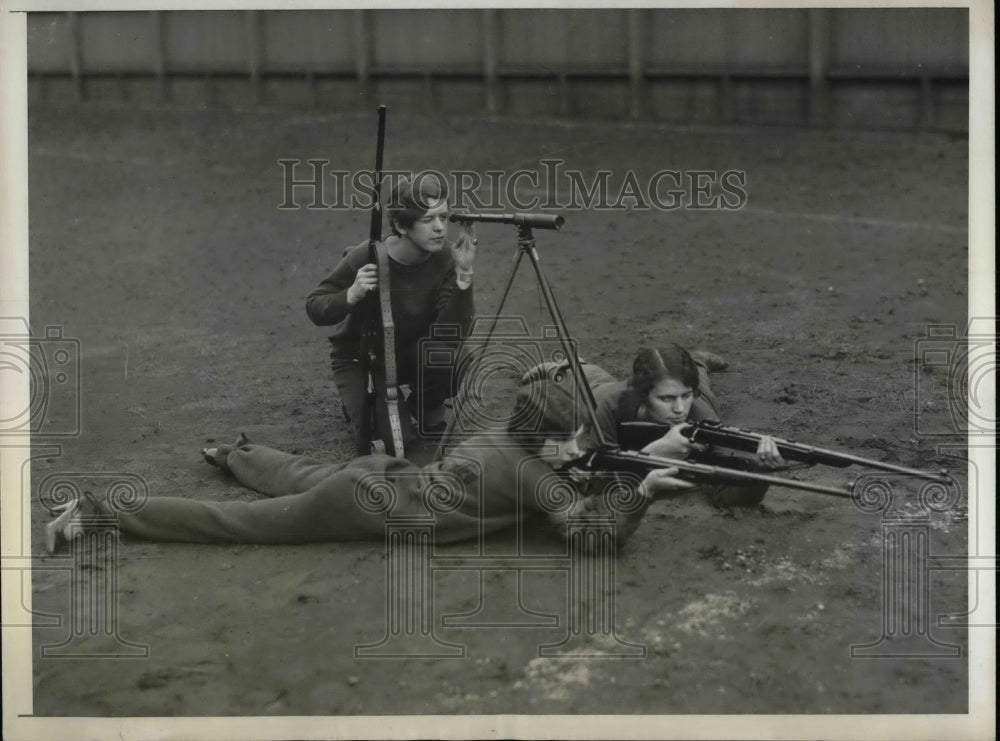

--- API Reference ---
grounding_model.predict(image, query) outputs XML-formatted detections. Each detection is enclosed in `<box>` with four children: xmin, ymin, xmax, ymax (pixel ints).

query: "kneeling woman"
<box><xmin>45</xmin><ymin>376</ymin><xmax>692</xmax><ymax>554</ymax></box>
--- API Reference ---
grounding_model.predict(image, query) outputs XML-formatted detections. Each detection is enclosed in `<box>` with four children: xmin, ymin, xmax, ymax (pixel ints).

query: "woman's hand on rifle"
<box><xmin>641</xmin><ymin>424</ymin><xmax>707</xmax><ymax>459</ymax></box>
<box><xmin>641</xmin><ymin>467</ymin><xmax>695</xmax><ymax>500</ymax></box>
<box><xmin>346</xmin><ymin>263</ymin><xmax>379</xmax><ymax>306</ymax></box>
<box><xmin>755</xmin><ymin>435</ymin><xmax>786</xmax><ymax>469</ymax></box>
<box><xmin>451</xmin><ymin>222</ymin><xmax>477</xmax><ymax>289</ymax></box>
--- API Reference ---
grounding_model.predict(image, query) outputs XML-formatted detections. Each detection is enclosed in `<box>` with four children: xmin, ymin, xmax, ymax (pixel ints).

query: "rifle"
<box><xmin>431</xmin><ymin>215</ymin><xmax>946</xmax><ymax>501</ymax></box>
<box><xmin>360</xmin><ymin>105</ymin><xmax>412</xmax><ymax>456</ymax></box>
<box><xmin>617</xmin><ymin>420</ymin><xmax>950</xmax><ymax>483</ymax></box>
<box><xmin>366</xmin><ymin>105</ymin><xmax>387</xmax><ymax>264</ymax></box>
<box><xmin>569</xmin><ymin>445</ymin><xmax>854</xmax><ymax>498</ymax></box>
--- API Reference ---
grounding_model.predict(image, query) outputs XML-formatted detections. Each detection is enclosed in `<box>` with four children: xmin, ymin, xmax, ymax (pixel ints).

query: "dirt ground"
<box><xmin>24</xmin><ymin>105</ymin><xmax>971</xmax><ymax>720</ymax></box>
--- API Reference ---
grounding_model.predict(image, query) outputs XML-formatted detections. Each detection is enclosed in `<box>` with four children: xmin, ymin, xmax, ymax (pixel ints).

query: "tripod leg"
<box><xmin>522</xmin><ymin>240</ymin><xmax>606</xmax><ymax>442</ymax></box>
<box><xmin>432</xmin><ymin>246</ymin><xmax>528</xmax><ymax>462</ymax></box>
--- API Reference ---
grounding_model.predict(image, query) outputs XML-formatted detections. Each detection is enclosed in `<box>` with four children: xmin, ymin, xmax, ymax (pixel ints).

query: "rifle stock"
<box><xmin>573</xmin><ymin>446</ymin><xmax>853</xmax><ymax>499</ymax></box>
<box><xmin>617</xmin><ymin>420</ymin><xmax>950</xmax><ymax>483</ymax></box>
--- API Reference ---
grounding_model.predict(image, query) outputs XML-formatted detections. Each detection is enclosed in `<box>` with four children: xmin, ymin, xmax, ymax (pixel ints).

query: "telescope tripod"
<box><xmin>434</xmin><ymin>221</ymin><xmax>607</xmax><ymax>461</ymax></box>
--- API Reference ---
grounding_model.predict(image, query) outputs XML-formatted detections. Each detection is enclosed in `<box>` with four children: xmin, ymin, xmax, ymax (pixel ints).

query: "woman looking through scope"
<box><xmin>306</xmin><ymin>175</ymin><xmax>478</xmax><ymax>455</ymax></box>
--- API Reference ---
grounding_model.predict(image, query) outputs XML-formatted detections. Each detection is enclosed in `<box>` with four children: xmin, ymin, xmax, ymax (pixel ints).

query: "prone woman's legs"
<box><xmin>223</xmin><ymin>444</ymin><xmax>349</xmax><ymax>498</ymax></box>
<box><xmin>110</xmin><ymin>484</ymin><xmax>363</xmax><ymax>544</ymax></box>
<box><xmin>106</xmin><ymin>444</ymin><xmax>380</xmax><ymax>544</ymax></box>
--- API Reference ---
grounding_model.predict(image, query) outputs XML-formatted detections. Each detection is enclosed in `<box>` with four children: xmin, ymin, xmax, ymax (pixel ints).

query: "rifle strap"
<box><xmin>374</xmin><ymin>242</ymin><xmax>406</xmax><ymax>457</ymax></box>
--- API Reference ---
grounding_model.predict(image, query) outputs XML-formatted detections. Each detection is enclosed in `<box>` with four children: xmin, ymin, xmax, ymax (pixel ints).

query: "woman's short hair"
<box><xmin>387</xmin><ymin>173</ymin><xmax>449</xmax><ymax>236</ymax></box>
<box><xmin>507</xmin><ymin>371</ymin><xmax>582</xmax><ymax>452</ymax></box>
<box><xmin>629</xmin><ymin>344</ymin><xmax>701</xmax><ymax>400</ymax></box>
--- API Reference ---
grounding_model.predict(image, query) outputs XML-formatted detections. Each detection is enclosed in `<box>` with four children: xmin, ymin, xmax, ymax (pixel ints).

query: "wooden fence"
<box><xmin>27</xmin><ymin>8</ymin><xmax>969</xmax><ymax>130</ymax></box>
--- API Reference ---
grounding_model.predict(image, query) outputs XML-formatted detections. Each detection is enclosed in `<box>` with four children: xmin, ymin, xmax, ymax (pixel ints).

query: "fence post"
<box><xmin>808</xmin><ymin>8</ymin><xmax>831</xmax><ymax>127</ymax></box>
<box><xmin>483</xmin><ymin>9</ymin><xmax>498</xmax><ymax>114</ymax></box>
<box><xmin>151</xmin><ymin>11</ymin><xmax>168</xmax><ymax>102</ymax></box>
<box><xmin>246</xmin><ymin>10</ymin><xmax>263</xmax><ymax>105</ymax></box>
<box><xmin>354</xmin><ymin>9</ymin><xmax>371</xmax><ymax>101</ymax></box>
<box><xmin>67</xmin><ymin>11</ymin><xmax>83</xmax><ymax>102</ymax></box>
<box><xmin>627</xmin><ymin>9</ymin><xmax>645</xmax><ymax>120</ymax></box>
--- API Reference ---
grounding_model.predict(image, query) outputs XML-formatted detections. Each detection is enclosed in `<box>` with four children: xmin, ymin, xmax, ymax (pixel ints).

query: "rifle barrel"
<box><xmin>367</xmin><ymin>104</ymin><xmax>387</xmax><ymax>252</ymax></box>
<box><xmin>587</xmin><ymin>448</ymin><xmax>853</xmax><ymax>499</ymax></box>
<box><xmin>683</xmin><ymin>422</ymin><xmax>950</xmax><ymax>483</ymax></box>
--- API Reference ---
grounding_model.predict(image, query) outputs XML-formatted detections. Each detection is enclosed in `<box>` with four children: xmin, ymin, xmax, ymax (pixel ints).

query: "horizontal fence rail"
<box><xmin>26</xmin><ymin>8</ymin><xmax>969</xmax><ymax>131</ymax></box>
